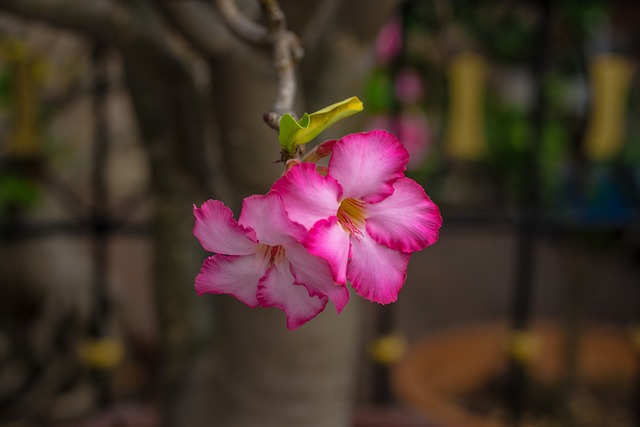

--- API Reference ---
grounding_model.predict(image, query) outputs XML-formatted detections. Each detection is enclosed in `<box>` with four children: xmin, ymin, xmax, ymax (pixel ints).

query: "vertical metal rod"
<box><xmin>370</xmin><ymin>0</ymin><xmax>413</xmax><ymax>406</ymax></box>
<box><xmin>90</xmin><ymin>42</ymin><xmax>111</xmax><ymax>406</ymax></box>
<box><xmin>372</xmin><ymin>306</ymin><xmax>395</xmax><ymax>405</ymax></box>
<box><xmin>557</xmin><ymin>244</ymin><xmax>587</xmax><ymax>426</ymax></box>
<box><xmin>506</xmin><ymin>0</ymin><xmax>551</xmax><ymax>423</ymax></box>
<box><xmin>634</xmin><ymin>271</ymin><xmax>640</xmax><ymax>427</ymax></box>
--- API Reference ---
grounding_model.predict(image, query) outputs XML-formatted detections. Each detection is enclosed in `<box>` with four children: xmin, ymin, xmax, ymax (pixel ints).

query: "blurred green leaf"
<box><xmin>0</xmin><ymin>174</ymin><xmax>40</xmax><ymax>215</ymax></box>
<box><xmin>363</xmin><ymin>70</ymin><xmax>394</xmax><ymax>113</ymax></box>
<box><xmin>0</xmin><ymin>70</ymin><xmax>11</xmax><ymax>107</ymax></box>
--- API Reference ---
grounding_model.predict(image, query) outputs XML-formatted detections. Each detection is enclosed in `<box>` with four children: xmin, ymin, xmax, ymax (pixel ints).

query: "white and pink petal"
<box><xmin>271</xmin><ymin>162</ymin><xmax>342</xmax><ymax>230</ymax></box>
<box><xmin>365</xmin><ymin>177</ymin><xmax>442</xmax><ymax>252</ymax></box>
<box><xmin>195</xmin><ymin>254</ymin><xmax>266</xmax><ymax>307</ymax></box>
<box><xmin>257</xmin><ymin>262</ymin><xmax>328</xmax><ymax>330</ymax></box>
<box><xmin>304</xmin><ymin>217</ymin><xmax>350</xmax><ymax>285</ymax></box>
<box><xmin>328</xmin><ymin>130</ymin><xmax>408</xmax><ymax>203</ymax></box>
<box><xmin>193</xmin><ymin>200</ymin><xmax>256</xmax><ymax>255</ymax></box>
<box><xmin>239</xmin><ymin>193</ymin><xmax>306</xmax><ymax>245</ymax></box>
<box><xmin>285</xmin><ymin>240</ymin><xmax>350</xmax><ymax>313</ymax></box>
<box><xmin>347</xmin><ymin>232</ymin><xmax>410</xmax><ymax>305</ymax></box>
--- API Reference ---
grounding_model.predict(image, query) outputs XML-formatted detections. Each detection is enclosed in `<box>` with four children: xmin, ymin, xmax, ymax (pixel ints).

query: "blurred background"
<box><xmin>0</xmin><ymin>1</ymin><xmax>640</xmax><ymax>426</ymax></box>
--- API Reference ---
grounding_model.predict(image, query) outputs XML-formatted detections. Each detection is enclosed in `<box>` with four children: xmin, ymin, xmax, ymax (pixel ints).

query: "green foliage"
<box><xmin>484</xmin><ymin>100</ymin><xmax>529</xmax><ymax>202</ymax></box>
<box><xmin>0</xmin><ymin>173</ymin><xmax>40</xmax><ymax>216</ymax></box>
<box><xmin>363</xmin><ymin>70</ymin><xmax>394</xmax><ymax>114</ymax></box>
<box><xmin>0</xmin><ymin>69</ymin><xmax>10</xmax><ymax>107</ymax></box>
<box><xmin>538</xmin><ymin>118</ymin><xmax>571</xmax><ymax>205</ymax></box>
<box><xmin>559</xmin><ymin>0</ymin><xmax>607</xmax><ymax>36</ymax></box>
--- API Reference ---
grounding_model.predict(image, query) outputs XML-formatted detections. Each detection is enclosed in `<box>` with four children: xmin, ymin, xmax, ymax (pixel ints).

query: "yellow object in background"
<box><xmin>507</xmin><ymin>330</ymin><xmax>539</xmax><ymax>365</ymax></box>
<box><xmin>78</xmin><ymin>338</ymin><xmax>124</xmax><ymax>370</ymax></box>
<box><xmin>369</xmin><ymin>333</ymin><xmax>407</xmax><ymax>365</ymax></box>
<box><xmin>630</xmin><ymin>325</ymin><xmax>640</xmax><ymax>354</ymax></box>
<box><xmin>1</xmin><ymin>39</ymin><xmax>42</xmax><ymax>157</ymax></box>
<box><xmin>445</xmin><ymin>53</ymin><xmax>487</xmax><ymax>161</ymax></box>
<box><xmin>584</xmin><ymin>54</ymin><xmax>634</xmax><ymax>161</ymax></box>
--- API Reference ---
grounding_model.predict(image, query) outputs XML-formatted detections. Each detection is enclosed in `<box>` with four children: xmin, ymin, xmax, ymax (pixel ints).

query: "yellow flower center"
<box><xmin>337</xmin><ymin>198</ymin><xmax>366</xmax><ymax>236</ymax></box>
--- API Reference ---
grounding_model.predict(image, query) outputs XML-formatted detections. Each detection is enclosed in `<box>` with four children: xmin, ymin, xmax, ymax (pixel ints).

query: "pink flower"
<box><xmin>394</xmin><ymin>68</ymin><xmax>424</xmax><ymax>105</ymax></box>
<box><xmin>193</xmin><ymin>193</ymin><xmax>349</xmax><ymax>330</ymax></box>
<box><xmin>366</xmin><ymin>113</ymin><xmax>431</xmax><ymax>171</ymax></box>
<box><xmin>375</xmin><ymin>16</ymin><xmax>402</xmax><ymax>65</ymax></box>
<box><xmin>272</xmin><ymin>130</ymin><xmax>441</xmax><ymax>304</ymax></box>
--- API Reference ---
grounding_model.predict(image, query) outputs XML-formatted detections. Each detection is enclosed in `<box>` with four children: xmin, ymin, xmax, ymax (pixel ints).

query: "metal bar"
<box><xmin>505</xmin><ymin>0</ymin><xmax>551</xmax><ymax>423</ymax></box>
<box><xmin>370</xmin><ymin>0</ymin><xmax>413</xmax><ymax>406</ymax></box>
<box><xmin>88</xmin><ymin>42</ymin><xmax>111</xmax><ymax>407</ymax></box>
<box><xmin>0</xmin><ymin>220</ymin><xmax>147</xmax><ymax>239</ymax></box>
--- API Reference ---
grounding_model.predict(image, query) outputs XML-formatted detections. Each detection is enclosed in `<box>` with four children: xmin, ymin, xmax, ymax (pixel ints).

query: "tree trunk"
<box><xmin>175</xmin><ymin>2</ymin><xmax>401</xmax><ymax>424</ymax></box>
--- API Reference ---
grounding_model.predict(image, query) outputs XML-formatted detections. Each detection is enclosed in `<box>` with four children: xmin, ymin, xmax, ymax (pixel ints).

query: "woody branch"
<box><xmin>214</xmin><ymin>0</ymin><xmax>303</xmax><ymax>129</ymax></box>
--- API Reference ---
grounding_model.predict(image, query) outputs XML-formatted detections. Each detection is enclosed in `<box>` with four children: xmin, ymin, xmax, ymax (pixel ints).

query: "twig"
<box><xmin>214</xmin><ymin>0</ymin><xmax>303</xmax><ymax>129</ymax></box>
<box><xmin>268</xmin><ymin>30</ymin><xmax>302</xmax><ymax>116</ymax></box>
<box><xmin>259</xmin><ymin>0</ymin><xmax>286</xmax><ymax>32</ymax></box>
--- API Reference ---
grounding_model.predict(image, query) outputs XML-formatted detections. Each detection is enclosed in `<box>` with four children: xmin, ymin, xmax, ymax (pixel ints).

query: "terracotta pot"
<box><xmin>392</xmin><ymin>320</ymin><xmax>637</xmax><ymax>427</ymax></box>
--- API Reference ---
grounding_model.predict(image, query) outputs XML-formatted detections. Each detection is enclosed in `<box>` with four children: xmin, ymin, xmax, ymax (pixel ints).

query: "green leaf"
<box><xmin>363</xmin><ymin>70</ymin><xmax>394</xmax><ymax>113</ymax></box>
<box><xmin>0</xmin><ymin>173</ymin><xmax>40</xmax><ymax>216</ymax></box>
<box><xmin>279</xmin><ymin>96</ymin><xmax>364</xmax><ymax>152</ymax></box>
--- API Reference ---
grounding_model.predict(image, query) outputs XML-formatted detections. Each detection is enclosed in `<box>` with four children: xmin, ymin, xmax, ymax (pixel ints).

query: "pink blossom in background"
<box><xmin>366</xmin><ymin>113</ymin><xmax>431</xmax><ymax>170</ymax></box>
<box><xmin>375</xmin><ymin>16</ymin><xmax>402</xmax><ymax>64</ymax></box>
<box><xmin>394</xmin><ymin>68</ymin><xmax>424</xmax><ymax>105</ymax></box>
<box><xmin>272</xmin><ymin>131</ymin><xmax>441</xmax><ymax>305</ymax></box>
<box><xmin>193</xmin><ymin>193</ymin><xmax>349</xmax><ymax>330</ymax></box>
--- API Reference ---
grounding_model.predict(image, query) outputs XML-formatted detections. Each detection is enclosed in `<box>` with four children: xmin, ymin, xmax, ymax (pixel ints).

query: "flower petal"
<box><xmin>238</xmin><ymin>193</ymin><xmax>306</xmax><ymax>245</ymax></box>
<box><xmin>257</xmin><ymin>262</ymin><xmax>328</xmax><ymax>330</ymax></box>
<box><xmin>285</xmin><ymin>240</ymin><xmax>350</xmax><ymax>313</ymax></box>
<box><xmin>193</xmin><ymin>200</ymin><xmax>256</xmax><ymax>255</ymax></box>
<box><xmin>365</xmin><ymin>177</ymin><xmax>442</xmax><ymax>252</ymax></box>
<box><xmin>348</xmin><ymin>232</ymin><xmax>410</xmax><ymax>304</ymax></box>
<box><xmin>195</xmin><ymin>254</ymin><xmax>266</xmax><ymax>307</ymax></box>
<box><xmin>305</xmin><ymin>217</ymin><xmax>350</xmax><ymax>285</ymax></box>
<box><xmin>271</xmin><ymin>162</ymin><xmax>342</xmax><ymax>230</ymax></box>
<box><xmin>328</xmin><ymin>130</ymin><xmax>408</xmax><ymax>202</ymax></box>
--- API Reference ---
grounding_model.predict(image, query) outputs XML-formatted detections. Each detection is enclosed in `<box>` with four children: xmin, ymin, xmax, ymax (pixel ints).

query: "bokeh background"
<box><xmin>1</xmin><ymin>1</ymin><xmax>640</xmax><ymax>426</ymax></box>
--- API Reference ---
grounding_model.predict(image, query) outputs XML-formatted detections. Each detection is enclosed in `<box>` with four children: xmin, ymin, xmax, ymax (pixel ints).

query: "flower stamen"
<box><xmin>337</xmin><ymin>198</ymin><xmax>367</xmax><ymax>237</ymax></box>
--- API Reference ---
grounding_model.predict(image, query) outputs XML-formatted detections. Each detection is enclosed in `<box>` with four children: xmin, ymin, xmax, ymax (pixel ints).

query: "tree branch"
<box><xmin>260</xmin><ymin>0</ymin><xmax>303</xmax><ymax>121</ymax></box>
<box><xmin>0</xmin><ymin>0</ymin><xmax>118</xmax><ymax>37</ymax></box>
<box><xmin>0</xmin><ymin>0</ymin><xmax>183</xmax><ymax>82</ymax></box>
<box><xmin>265</xmin><ymin>29</ymin><xmax>301</xmax><ymax>120</ymax></box>
<box><xmin>214</xmin><ymin>0</ymin><xmax>302</xmax><ymax>129</ymax></box>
